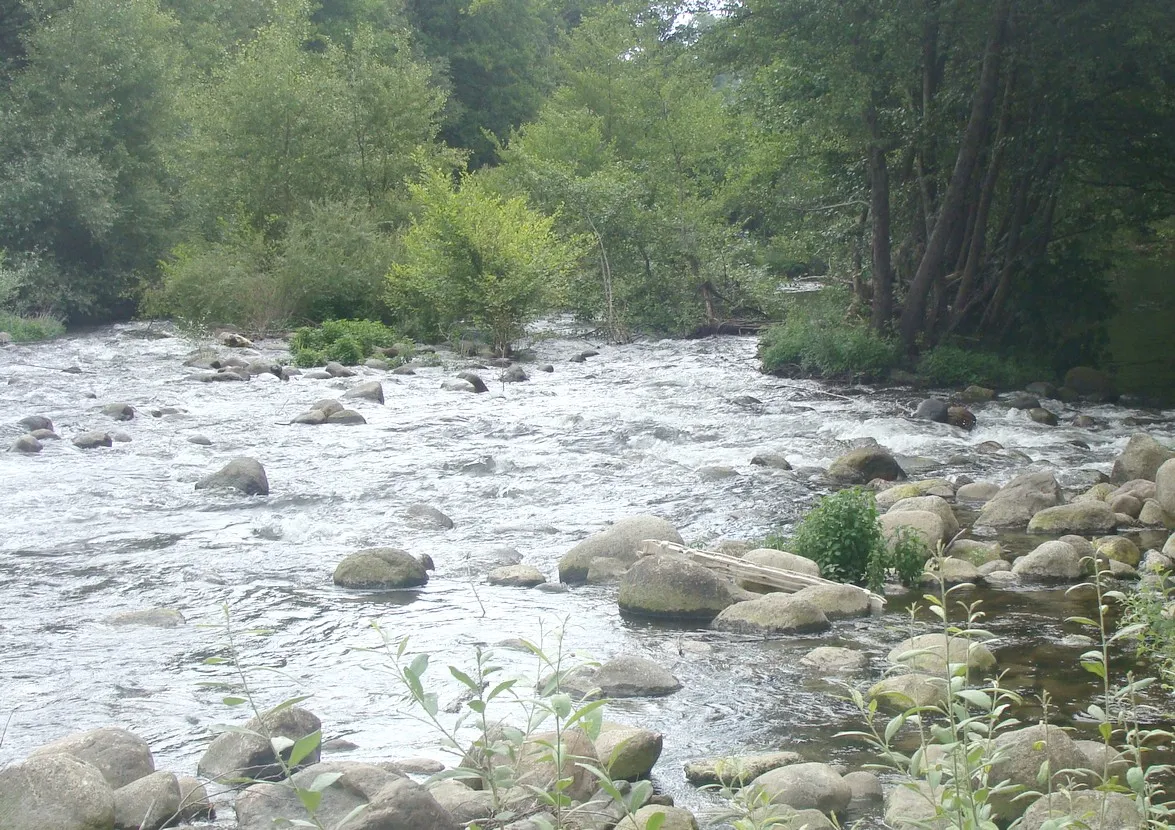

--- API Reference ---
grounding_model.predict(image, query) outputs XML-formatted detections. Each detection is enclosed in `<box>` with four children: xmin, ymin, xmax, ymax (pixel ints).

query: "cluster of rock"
<box><xmin>8</xmin><ymin>406</ymin><xmax>140</xmax><ymax>454</ymax></box>
<box><xmin>0</xmin><ymin>727</ymin><xmax>211</xmax><ymax>830</ymax></box>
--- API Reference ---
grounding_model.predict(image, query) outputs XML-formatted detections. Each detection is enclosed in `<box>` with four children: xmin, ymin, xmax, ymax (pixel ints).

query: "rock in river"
<box><xmin>827</xmin><ymin>446</ymin><xmax>906</xmax><ymax>485</ymax></box>
<box><xmin>559</xmin><ymin>515</ymin><xmax>682</xmax><ymax>583</ymax></box>
<box><xmin>617</xmin><ymin>554</ymin><xmax>732</xmax><ymax>622</ymax></box>
<box><xmin>334</xmin><ymin>548</ymin><xmax>429</xmax><ymax>589</ymax></box>
<box><xmin>195</xmin><ymin>457</ymin><xmax>269</xmax><ymax>496</ymax></box>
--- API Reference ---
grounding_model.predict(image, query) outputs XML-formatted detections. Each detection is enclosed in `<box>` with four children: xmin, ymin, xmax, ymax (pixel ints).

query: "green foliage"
<box><xmin>0</xmin><ymin>311</ymin><xmax>66</xmax><ymax>342</ymax></box>
<box><xmin>290</xmin><ymin>319</ymin><xmax>399</xmax><ymax>366</ymax></box>
<box><xmin>915</xmin><ymin>345</ymin><xmax>1049</xmax><ymax>391</ymax></box>
<box><xmin>759</xmin><ymin>292</ymin><xmax>900</xmax><ymax>381</ymax></box>
<box><xmin>387</xmin><ymin>167</ymin><xmax>586</xmax><ymax>354</ymax></box>
<box><xmin>888</xmin><ymin>526</ymin><xmax>930</xmax><ymax>589</ymax></box>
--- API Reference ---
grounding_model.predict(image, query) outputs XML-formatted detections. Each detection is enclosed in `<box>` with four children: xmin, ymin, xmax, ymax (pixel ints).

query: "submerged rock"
<box><xmin>10</xmin><ymin>434</ymin><xmax>42</xmax><ymax>453</ymax></box>
<box><xmin>195</xmin><ymin>457</ymin><xmax>269</xmax><ymax>496</ymax></box>
<box><xmin>683</xmin><ymin>752</ymin><xmax>802</xmax><ymax>786</ymax></box>
<box><xmin>711</xmin><ymin>594</ymin><xmax>830</xmax><ymax>635</ymax></box>
<box><xmin>559</xmin><ymin>516</ymin><xmax>682</xmax><ymax>584</ymax></box>
<box><xmin>1027</xmin><ymin>501</ymin><xmax>1117</xmax><ymax>534</ymax></box>
<box><xmin>73</xmin><ymin>431</ymin><xmax>113</xmax><ymax>449</ymax></box>
<box><xmin>405</xmin><ymin>503</ymin><xmax>454</xmax><ymax>529</ymax></box>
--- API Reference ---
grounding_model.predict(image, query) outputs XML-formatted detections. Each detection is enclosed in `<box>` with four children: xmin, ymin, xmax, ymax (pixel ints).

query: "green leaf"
<box><xmin>409</xmin><ymin>653</ymin><xmax>430</xmax><ymax>678</ymax></box>
<box><xmin>222</xmin><ymin>696</ymin><xmax>249</xmax><ymax>706</ymax></box>
<box><xmin>296</xmin><ymin>787</ymin><xmax>322</xmax><ymax>814</ymax></box>
<box><xmin>450</xmin><ymin>666</ymin><xmax>479</xmax><ymax>691</ymax></box>
<box><xmin>550</xmin><ymin>693</ymin><xmax>573</xmax><ymax>720</ymax></box>
<box><xmin>288</xmin><ymin>730</ymin><xmax>322</xmax><ymax>767</ymax></box>
<box><xmin>309</xmin><ymin>771</ymin><xmax>342</xmax><ymax>792</ymax></box>
<box><xmin>268</xmin><ymin>695</ymin><xmax>313</xmax><ymax>715</ymax></box>
<box><xmin>645</xmin><ymin>810</ymin><xmax>667</xmax><ymax>830</ymax></box>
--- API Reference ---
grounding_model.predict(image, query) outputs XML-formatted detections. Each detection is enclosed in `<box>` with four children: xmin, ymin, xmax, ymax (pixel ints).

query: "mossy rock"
<box><xmin>1094</xmin><ymin>535</ymin><xmax>1141</xmax><ymax>567</ymax></box>
<box><xmin>333</xmin><ymin>548</ymin><xmax>428</xmax><ymax>589</ymax></box>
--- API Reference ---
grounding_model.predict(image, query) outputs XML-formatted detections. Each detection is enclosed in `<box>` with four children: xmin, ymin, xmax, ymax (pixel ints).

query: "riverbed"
<box><xmin>1</xmin><ymin>323</ymin><xmax>1172</xmax><ymax>826</ymax></box>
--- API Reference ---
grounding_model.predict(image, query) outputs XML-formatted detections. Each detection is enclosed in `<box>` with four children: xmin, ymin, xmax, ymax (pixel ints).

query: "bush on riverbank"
<box><xmin>915</xmin><ymin>344</ymin><xmax>1048</xmax><ymax>390</ymax></box>
<box><xmin>289</xmin><ymin>319</ymin><xmax>401</xmax><ymax>367</ymax></box>
<box><xmin>0</xmin><ymin>310</ymin><xmax>65</xmax><ymax>341</ymax></box>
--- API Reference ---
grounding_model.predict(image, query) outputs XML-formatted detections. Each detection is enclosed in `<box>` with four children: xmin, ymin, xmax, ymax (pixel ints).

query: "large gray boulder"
<box><xmin>1112</xmin><ymin>434</ymin><xmax>1175</xmax><ymax>483</ymax></box>
<box><xmin>592</xmin><ymin>655</ymin><xmax>682</xmax><ymax>697</ymax></box>
<box><xmin>73</xmin><ymin>431</ymin><xmax>113</xmax><ymax>449</ymax></box>
<box><xmin>737</xmin><ymin>548</ymin><xmax>820</xmax><ymax>592</ymax></box>
<box><xmin>516</xmin><ymin>728</ymin><xmax>599</xmax><ymax>803</ymax></box>
<box><xmin>683</xmin><ymin>752</ymin><xmax>802</xmax><ymax>787</ymax></box>
<box><xmin>344</xmin><ymin>381</ymin><xmax>385</xmax><ymax>404</ymax></box>
<box><xmin>799</xmin><ymin>646</ymin><xmax>868</xmax><ymax>674</ymax></box>
<box><xmin>887</xmin><ymin>633</ymin><xmax>996</xmax><ymax>674</ymax></box>
<box><xmin>1011</xmin><ymin>540</ymin><xmax>1084</xmax><ymax>581</ymax></box>
<box><xmin>197</xmin><ymin>707</ymin><xmax>321</xmax><ymax>784</ymax></box>
<box><xmin>10</xmin><ymin>434</ymin><xmax>42</xmax><ymax>453</ymax></box>
<box><xmin>560</xmin><ymin>516</ymin><xmax>682</xmax><ymax>583</ymax></box>
<box><xmin>426</xmin><ymin>780</ymin><xmax>494</xmax><ymax>825</ymax></box>
<box><xmin>888</xmin><ymin>496</ymin><xmax>960</xmax><ymax>538</ymax></box>
<box><xmin>234</xmin><ymin>762</ymin><xmax>455</xmax><ymax>830</ymax></box>
<box><xmin>875</xmin><ymin>479</ymin><xmax>955</xmax><ymax>508</ymax></box>
<box><xmin>594</xmin><ymin>724</ymin><xmax>664</xmax><ymax>780</ymax></box>
<box><xmin>334</xmin><ymin>548</ymin><xmax>429</xmax><ymax>589</ymax></box>
<box><xmin>976</xmin><ymin>472</ymin><xmax>1063</xmax><ymax>528</ymax></box>
<box><xmin>0</xmin><ymin>754</ymin><xmax>115</xmax><ymax>830</ymax></box>
<box><xmin>750</xmin><ymin>762</ymin><xmax>851</xmax><ymax>816</ymax></box>
<box><xmin>177</xmin><ymin>776</ymin><xmax>213</xmax><ymax>822</ymax></box>
<box><xmin>30</xmin><ymin>727</ymin><xmax>154</xmax><ymax>790</ymax></box>
<box><xmin>195</xmin><ymin>457</ymin><xmax>269</xmax><ymax>496</ymax></box>
<box><xmin>988</xmin><ymin>724</ymin><xmax>1089</xmax><ymax>820</ymax></box>
<box><xmin>884</xmin><ymin>781</ymin><xmax>946</xmax><ymax>830</ymax></box>
<box><xmin>618</xmin><ymin>555</ymin><xmax>733</xmax><ymax>621</ymax></box>
<box><xmin>1158</xmin><ymin>458</ymin><xmax>1175</xmax><ymax>518</ymax></box>
<box><xmin>101</xmin><ymin>402</ymin><xmax>135</xmax><ymax>421</ymax></box>
<box><xmin>711</xmin><ymin>594</ymin><xmax>830</xmax><ymax>635</ymax></box>
<box><xmin>880</xmin><ymin>509</ymin><xmax>947</xmax><ymax>550</ymax></box>
<box><xmin>1027</xmin><ymin>501</ymin><xmax>1117</xmax><ymax>534</ymax></box>
<box><xmin>18</xmin><ymin>414</ymin><xmax>53</xmax><ymax>432</ymax></box>
<box><xmin>827</xmin><ymin>447</ymin><xmax>906</xmax><ymax>484</ymax></box>
<box><xmin>405</xmin><ymin>503</ymin><xmax>454</xmax><ymax>529</ymax></box>
<box><xmin>616</xmin><ymin>806</ymin><xmax>700</xmax><ymax>830</ymax></box>
<box><xmin>1019</xmin><ymin>790</ymin><xmax>1141</xmax><ymax>830</ymax></box>
<box><xmin>790</xmin><ymin>583</ymin><xmax>871</xmax><ymax>620</ymax></box>
<box><xmin>867</xmin><ymin>674</ymin><xmax>947</xmax><ymax>711</ymax></box>
<box><xmin>114</xmin><ymin>771</ymin><xmax>179</xmax><ymax>830</ymax></box>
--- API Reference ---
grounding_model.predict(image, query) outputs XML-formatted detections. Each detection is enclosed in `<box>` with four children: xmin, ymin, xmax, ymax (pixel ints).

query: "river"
<box><xmin>1</xmin><ymin>323</ymin><xmax>1172</xmax><ymax>826</ymax></box>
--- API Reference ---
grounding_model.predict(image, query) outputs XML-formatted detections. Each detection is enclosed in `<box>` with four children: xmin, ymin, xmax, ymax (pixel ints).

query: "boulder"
<box><xmin>884</xmin><ymin>781</ymin><xmax>946</xmax><ymax>830</ymax></box>
<box><xmin>18</xmin><ymin>414</ymin><xmax>53</xmax><ymax>431</ymax></box>
<box><xmin>516</xmin><ymin>729</ymin><xmax>599</xmax><ymax>803</ymax></box>
<box><xmin>198</xmin><ymin>706</ymin><xmax>321</xmax><ymax>784</ymax></box>
<box><xmin>1112</xmin><ymin>434</ymin><xmax>1175</xmax><ymax>483</ymax></box>
<box><xmin>827</xmin><ymin>447</ymin><xmax>906</xmax><ymax>484</ymax></box>
<box><xmin>324</xmin><ymin>361</ymin><xmax>354</xmax><ymax>377</ymax></box>
<box><xmin>960</xmin><ymin>385</ymin><xmax>995</xmax><ymax>403</ymax></box>
<box><xmin>789</xmin><ymin>583</ymin><xmax>870</xmax><ymax>620</ymax></box>
<box><xmin>843</xmin><ymin>771</ymin><xmax>882</xmax><ymax>802</ymax></box>
<box><xmin>457</xmin><ymin>371</ymin><xmax>489</xmax><ymax>393</ymax></box>
<box><xmin>427</xmin><ymin>780</ymin><xmax>494</xmax><ymax>824</ymax></box>
<box><xmin>1028</xmin><ymin>407</ymin><xmax>1058</xmax><ymax>426</ymax></box>
<box><xmin>947</xmin><ymin>406</ymin><xmax>976</xmax><ymax>430</ymax></box>
<box><xmin>0</xmin><ymin>753</ymin><xmax>115</xmax><ymax>830</ymax></box>
<box><xmin>875</xmin><ymin>479</ymin><xmax>955</xmax><ymax>508</ymax></box>
<box><xmin>1019</xmin><ymin>790</ymin><xmax>1140</xmax><ymax>830</ymax></box>
<box><xmin>1007</xmin><ymin>393</ymin><xmax>1040</xmax><ymax>410</ymax></box>
<box><xmin>586</xmin><ymin>557</ymin><xmax>631</xmax><ymax>583</ymax></box>
<box><xmin>334</xmin><ymin>548</ymin><xmax>429</xmax><ymax>589</ymax></box>
<box><xmin>312</xmin><ymin>399</ymin><xmax>345</xmax><ymax>417</ymax></box>
<box><xmin>594</xmin><ymin>724</ymin><xmax>663</xmax><ymax>780</ymax></box>
<box><xmin>1157</xmin><ymin>458</ymin><xmax>1175</xmax><ymax>517</ymax></box>
<box><xmin>218</xmin><ymin>331</ymin><xmax>253</xmax><ymax>348</ymax></box>
<box><xmin>114</xmin><ymin>771</ymin><xmax>179</xmax><ymax>830</ymax></box>
<box><xmin>1011</xmin><ymin>540</ymin><xmax>1083</xmax><ymax>581</ymax></box>
<box><xmin>560</xmin><ymin>516</ymin><xmax>682</xmax><ymax>584</ymax></box>
<box><xmin>327</xmin><ymin>409</ymin><xmax>366</xmax><ymax>425</ymax></box>
<box><xmin>888</xmin><ymin>633</ymin><xmax>995</xmax><ymax>674</ymax></box>
<box><xmin>913</xmin><ymin>398</ymin><xmax>949</xmax><ymax>423</ymax></box>
<box><xmin>195</xmin><ymin>457</ymin><xmax>269</xmax><ymax>496</ymax></box>
<box><xmin>1110</xmin><ymin>493</ymin><xmax>1143</xmax><ymax>518</ymax></box>
<box><xmin>441</xmin><ymin>378</ymin><xmax>477</xmax><ymax>393</ymax></box>
<box><xmin>105</xmin><ymin>608</ymin><xmax>185</xmax><ymax>628</ymax></box>
<box><xmin>618</xmin><ymin>554</ymin><xmax>733</xmax><ymax>621</ymax></box>
<box><xmin>1114</xmin><ymin>479</ymin><xmax>1158</xmax><ymax>501</ymax></box>
<box><xmin>750</xmin><ymin>762</ymin><xmax>850</xmax><ymax>816</ymax></box>
<box><xmin>237</xmin><ymin>762</ymin><xmax>457</xmax><ymax>830</ymax></box>
<box><xmin>750</xmin><ymin>452</ymin><xmax>792</xmax><ymax>470</ymax></box>
<box><xmin>187</xmin><ymin>435</ymin><xmax>212</xmax><ymax>445</ymax></box>
<box><xmin>737</xmin><ymin>548</ymin><xmax>820</xmax><ymax>592</ymax></box>
<box><xmin>344</xmin><ymin>381</ymin><xmax>384</xmax><ymax>404</ymax></box>
<box><xmin>1064</xmin><ymin>366</ymin><xmax>1116</xmax><ymax>401</ymax></box>
<box><xmin>975</xmin><ymin>472</ymin><xmax>1063</xmax><ymax>528</ymax></box>
<box><xmin>888</xmin><ymin>496</ymin><xmax>960</xmax><ymax>538</ymax></box>
<box><xmin>1140</xmin><ymin>499</ymin><xmax>1172</xmax><ymax>527</ymax></box>
<box><xmin>31</xmin><ymin>428</ymin><xmax>59</xmax><ymax>440</ymax></box>
<box><xmin>615</xmin><ymin>806</ymin><xmax>698</xmax><ymax>830</ymax></box>
<box><xmin>292</xmin><ymin>410</ymin><xmax>328</xmax><ymax>425</ymax></box>
<box><xmin>954</xmin><ymin>481</ymin><xmax>998</xmax><ymax>502</ymax></box>
<box><xmin>30</xmin><ymin>726</ymin><xmax>154</xmax><ymax>789</ymax></box>
<box><xmin>946</xmin><ymin>539</ymin><xmax>1002</xmax><ymax>566</ymax></box>
<box><xmin>405</xmin><ymin>503</ymin><xmax>454</xmax><ymax>529</ymax></box>
<box><xmin>10</xmin><ymin>434</ymin><xmax>42</xmax><ymax>453</ymax></box>
<box><xmin>501</xmin><ymin>366</ymin><xmax>529</xmax><ymax>383</ymax></box>
<box><xmin>1095</xmin><ymin>535</ymin><xmax>1141</xmax><ymax>567</ymax></box>
<box><xmin>697</xmin><ymin>465</ymin><xmax>739</xmax><ymax>481</ymax></box>
<box><xmin>1074</xmin><ymin>739</ymin><xmax>1130</xmax><ymax>786</ymax></box>
<box><xmin>989</xmin><ymin>724</ymin><xmax>1089</xmax><ymax>820</ymax></box>
<box><xmin>101</xmin><ymin>402</ymin><xmax>135</xmax><ymax>421</ymax></box>
<box><xmin>568</xmin><ymin>655</ymin><xmax>681</xmax><ymax>698</ymax></box>
<box><xmin>922</xmin><ymin>557</ymin><xmax>982</xmax><ymax>586</ymax></box>
<box><xmin>1027</xmin><ymin>501</ymin><xmax>1117</xmax><ymax>534</ymax></box>
<box><xmin>73</xmin><ymin>431</ymin><xmax>113</xmax><ymax>449</ymax></box>
<box><xmin>711</xmin><ymin>595</ymin><xmax>830</xmax><ymax>635</ymax></box>
<box><xmin>799</xmin><ymin>646</ymin><xmax>868</xmax><ymax>673</ymax></box>
<box><xmin>985</xmin><ymin>570</ymin><xmax>1020</xmax><ymax>587</ymax></box>
<box><xmin>867</xmin><ymin>674</ymin><xmax>948</xmax><ymax>711</ymax></box>
<box><xmin>978</xmin><ymin>560</ymin><xmax>1010</xmax><ymax>576</ymax></box>
<box><xmin>880</xmin><ymin>510</ymin><xmax>946</xmax><ymax>550</ymax></box>
<box><xmin>683</xmin><ymin>752</ymin><xmax>802</xmax><ymax>787</ymax></box>
<box><xmin>176</xmin><ymin>776</ymin><xmax>213</xmax><ymax>822</ymax></box>
<box><xmin>487</xmin><ymin>565</ymin><xmax>545</xmax><ymax>587</ymax></box>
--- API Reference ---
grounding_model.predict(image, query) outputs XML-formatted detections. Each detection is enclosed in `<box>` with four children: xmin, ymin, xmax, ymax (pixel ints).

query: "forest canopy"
<box><xmin>0</xmin><ymin>0</ymin><xmax>1171</xmax><ymax>373</ymax></box>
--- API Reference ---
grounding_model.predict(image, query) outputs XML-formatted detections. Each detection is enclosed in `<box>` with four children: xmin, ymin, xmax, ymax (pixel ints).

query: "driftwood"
<box><xmin>638</xmin><ymin>539</ymin><xmax>885</xmax><ymax>607</ymax></box>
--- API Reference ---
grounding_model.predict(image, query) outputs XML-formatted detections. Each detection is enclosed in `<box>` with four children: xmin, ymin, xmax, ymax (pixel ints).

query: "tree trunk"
<box><xmin>899</xmin><ymin>0</ymin><xmax>1011</xmax><ymax>350</ymax></box>
<box><xmin>866</xmin><ymin>105</ymin><xmax>893</xmax><ymax>333</ymax></box>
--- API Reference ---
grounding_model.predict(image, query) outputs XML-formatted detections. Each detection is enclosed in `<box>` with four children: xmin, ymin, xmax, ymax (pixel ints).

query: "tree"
<box><xmin>387</xmin><ymin>167</ymin><xmax>587</xmax><ymax>354</ymax></box>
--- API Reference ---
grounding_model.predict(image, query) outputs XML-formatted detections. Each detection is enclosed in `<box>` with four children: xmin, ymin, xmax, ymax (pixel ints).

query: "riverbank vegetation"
<box><xmin>1</xmin><ymin>0</ymin><xmax>1171</xmax><ymax>372</ymax></box>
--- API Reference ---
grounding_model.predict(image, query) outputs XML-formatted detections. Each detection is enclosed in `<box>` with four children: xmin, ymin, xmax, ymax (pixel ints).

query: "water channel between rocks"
<box><xmin>1</xmin><ymin>323</ymin><xmax>1173</xmax><ymax>827</ymax></box>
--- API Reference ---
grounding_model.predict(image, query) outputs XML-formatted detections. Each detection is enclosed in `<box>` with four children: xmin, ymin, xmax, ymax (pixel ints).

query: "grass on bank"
<box><xmin>289</xmin><ymin>318</ymin><xmax>404</xmax><ymax>367</ymax></box>
<box><xmin>0</xmin><ymin>310</ymin><xmax>66</xmax><ymax>342</ymax></box>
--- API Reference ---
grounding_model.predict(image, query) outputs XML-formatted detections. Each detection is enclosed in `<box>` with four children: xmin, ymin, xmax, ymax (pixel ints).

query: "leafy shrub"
<box><xmin>759</xmin><ymin>292</ymin><xmax>900</xmax><ymax>381</ymax></box>
<box><xmin>916</xmin><ymin>344</ymin><xmax>1049</xmax><ymax>390</ymax></box>
<box><xmin>289</xmin><ymin>318</ymin><xmax>398</xmax><ymax>366</ymax></box>
<box><xmin>0</xmin><ymin>310</ymin><xmax>66</xmax><ymax>341</ymax></box>
<box><xmin>787</xmin><ymin>488</ymin><xmax>927</xmax><ymax>591</ymax></box>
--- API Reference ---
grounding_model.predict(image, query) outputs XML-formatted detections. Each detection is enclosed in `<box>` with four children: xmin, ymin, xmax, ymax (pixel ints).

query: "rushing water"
<box><xmin>1</xmin><ymin>323</ymin><xmax>1173</xmax><ymax>825</ymax></box>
